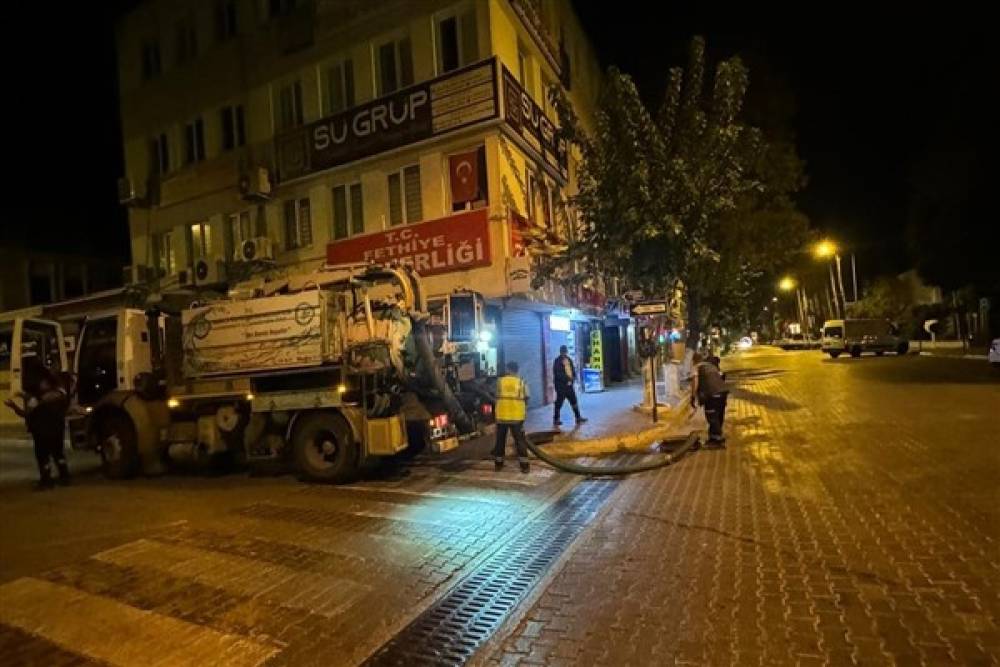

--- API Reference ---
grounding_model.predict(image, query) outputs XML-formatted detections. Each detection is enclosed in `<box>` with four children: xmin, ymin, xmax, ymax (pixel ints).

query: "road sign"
<box><xmin>631</xmin><ymin>300</ymin><xmax>669</xmax><ymax>316</ymax></box>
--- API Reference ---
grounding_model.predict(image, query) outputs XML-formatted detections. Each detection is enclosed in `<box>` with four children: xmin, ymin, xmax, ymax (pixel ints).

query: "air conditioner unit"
<box><xmin>118</xmin><ymin>176</ymin><xmax>144</xmax><ymax>205</ymax></box>
<box><xmin>194</xmin><ymin>258</ymin><xmax>227</xmax><ymax>286</ymax></box>
<box><xmin>239</xmin><ymin>167</ymin><xmax>272</xmax><ymax>201</ymax></box>
<box><xmin>237</xmin><ymin>237</ymin><xmax>274</xmax><ymax>262</ymax></box>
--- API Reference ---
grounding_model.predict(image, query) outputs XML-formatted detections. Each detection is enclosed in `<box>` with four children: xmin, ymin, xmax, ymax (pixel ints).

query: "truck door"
<box><xmin>1</xmin><ymin>318</ymin><xmax>67</xmax><ymax>428</ymax></box>
<box><xmin>75</xmin><ymin>315</ymin><xmax>120</xmax><ymax>406</ymax></box>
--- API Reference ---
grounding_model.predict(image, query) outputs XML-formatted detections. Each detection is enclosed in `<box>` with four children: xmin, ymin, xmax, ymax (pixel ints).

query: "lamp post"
<box><xmin>814</xmin><ymin>240</ymin><xmax>848</xmax><ymax>318</ymax></box>
<box><xmin>779</xmin><ymin>276</ymin><xmax>803</xmax><ymax>332</ymax></box>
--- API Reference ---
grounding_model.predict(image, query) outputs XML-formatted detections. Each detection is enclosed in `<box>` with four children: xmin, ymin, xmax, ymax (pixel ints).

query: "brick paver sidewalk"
<box><xmin>486</xmin><ymin>350</ymin><xmax>1000</xmax><ymax>666</ymax></box>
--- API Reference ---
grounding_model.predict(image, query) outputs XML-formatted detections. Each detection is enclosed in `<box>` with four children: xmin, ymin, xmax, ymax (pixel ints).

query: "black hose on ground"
<box><xmin>523</xmin><ymin>431</ymin><xmax>702</xmax><ymax>476</ymax></box>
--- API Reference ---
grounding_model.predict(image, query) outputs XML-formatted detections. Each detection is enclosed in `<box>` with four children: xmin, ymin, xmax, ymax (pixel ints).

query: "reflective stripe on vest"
<box><xmin>496</xmin><ymin>375</ymin><xmax>526</xmax><ymax>422</ymax></box>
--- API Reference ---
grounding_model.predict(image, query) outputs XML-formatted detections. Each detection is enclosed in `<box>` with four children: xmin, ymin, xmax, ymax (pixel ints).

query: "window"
<box><xmin>225</xmin><ymin>211</ymin><xmax>252</xmax><ymax>258</ymax></box>
<box><xmin>152</xmin><ymin>231</ymin><xmax>176</xmax><ymax>276</ymax></box>
<box><xmin>175</xmin><ymin>14</ymin><xmax>198</xmax><ymax>65</ymax></box>
<box><xmin>324</xmin><ymin>59</ymin><xmax>355</xmax><ymax>115</ymax></box>
<box><xmin>283</xmin><ymin>198</ymin><xmax>312</xmax><ymax>249</ymax></box>
<box><xmin>375</xmin><ymin>36</ymin><xmax>413</xmax><ymax>95</ymax></box>
<box><xmin>387</xmin><ymin>165</ymin><xmax>422</xmax><ymax>226</ymax></box>
<box><xmin>220</xmin><ymin>104</ymin><xmax>246</xmax><ymax>151</ymax></box>
<box><xmin>150</xmin><ymin>133</ymin><xmax>170</xmax><ymax>174</ymax></box>
<box><xmin>20</xmin><ymin>320</ymin><xmax>63</xmax><ymax>394</ymax></box>
<box><xmin>214</xmin><ymin>0</ymin><xmax>238</xmax><ymax>41</ymax></box>
<box><xmin>140</xmin><ymin>39</ymin><xmax>162</xmax><ymax>80</ymax></box>
<box><xmin>332</xmin><ymin>183</ymin><xmax>364</xmax><ymax>240</ymax></box>
<box><xmin>188</xmin><ymin>222</ymin><xmax>212</xmax><ymax>261</ymax></box>
<box><xmin>527</xmin><ymin>171</ymin><xmax>552</xmax><ymax>229</ymax></box>
<box><xmin>184</xmin><ymin>118</ymin><xmax>206</xmax><ymax>164</ymax></box>
<box><xmin>436</xmin><ymin>6</ymin><xmax>478</xmax><ymax>74</ymax></box>
<box><xmin>276</xmin><ymin>80</ymin><xmax>304</xmax><ymax>131</ymax></box>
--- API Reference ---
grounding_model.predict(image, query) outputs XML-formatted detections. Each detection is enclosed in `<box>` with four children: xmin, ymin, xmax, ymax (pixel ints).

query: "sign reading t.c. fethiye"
<box><xmin>277</xmin><ymin>59</ymin><xmax>499</xmax><ymax>182</ymax></box>
<box><xmin>326</xmin><ymin>209</ymin><xmax>492</xmax><ymax>277</ymax></box>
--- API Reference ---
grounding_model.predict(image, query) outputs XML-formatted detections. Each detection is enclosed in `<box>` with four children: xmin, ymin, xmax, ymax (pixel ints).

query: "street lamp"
<box><xmin>779</xmin><ymin>276</ymin><xmax>797</xmax><ymax>292</ymax></box>
<box><xmin>812</xmin><ymin>239</ymin><xmax>848</xmax><ymax>318</ymax></box>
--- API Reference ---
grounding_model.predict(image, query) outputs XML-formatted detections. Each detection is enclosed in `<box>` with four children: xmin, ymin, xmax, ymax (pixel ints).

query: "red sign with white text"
<box><xmin>326</xmin><ymin>209</ymin><xmax>492</xmax><ymax>276</ymax></box>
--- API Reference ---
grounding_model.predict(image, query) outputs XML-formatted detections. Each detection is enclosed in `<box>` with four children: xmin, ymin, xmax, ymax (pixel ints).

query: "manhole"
<box><xmin>362</xmin><ymin>479</ymin><xmax>618</xmax><ymax>666</ymax></box>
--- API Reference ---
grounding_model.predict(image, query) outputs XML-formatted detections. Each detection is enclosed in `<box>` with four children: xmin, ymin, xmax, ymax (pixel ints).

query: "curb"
<box><xmin>540</xmin><ymin>400</ymin><xmax>698</xmax><ymax>458</ymax></box>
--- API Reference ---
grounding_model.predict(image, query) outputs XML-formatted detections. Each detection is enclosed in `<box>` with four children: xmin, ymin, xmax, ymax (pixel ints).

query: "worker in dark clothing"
<box><xmin>552</xmin><ymin>345</ymin><xmax>587</xmax><ymax>428</ymax></box>
<box><xmin>4</xmin><ymin>369</ymin><xmax>71</xmax><ymax>489</ymax></box>
<box><xmin>494</xmin><ymin>361</ymin><xmax>532</xmax><ymax>473</ymax></box>
<box><xmin>690</xmin><ymin>353</ymin><xmax>729</xmax><ymax>446</ymax></box>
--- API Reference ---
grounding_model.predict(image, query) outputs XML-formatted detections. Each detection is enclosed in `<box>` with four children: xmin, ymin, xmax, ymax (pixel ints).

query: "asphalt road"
<box><xmin>0</xmin><ymin>348</ymin><xmax>997</xmax><ymax>666</ymax></box>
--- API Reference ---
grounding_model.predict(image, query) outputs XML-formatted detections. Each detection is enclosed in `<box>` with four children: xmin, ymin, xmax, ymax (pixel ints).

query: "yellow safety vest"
<box><xmin>496</xmin><ymin>374</ymin><xmax>527</xmax><ymax>422</ymax></box>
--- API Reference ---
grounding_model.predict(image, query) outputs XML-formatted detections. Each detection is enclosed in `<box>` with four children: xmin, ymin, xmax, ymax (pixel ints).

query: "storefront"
<box><xmin>500</xmin><ymin>307</ymin><xmax>545</xmax><ymax>408</ymax></box>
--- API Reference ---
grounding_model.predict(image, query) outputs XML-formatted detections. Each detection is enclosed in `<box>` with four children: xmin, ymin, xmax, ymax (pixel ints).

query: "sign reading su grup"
<box><xmin>327</xmin><ymin>209</ymin><xmax>492</xmax><ymax>277</ymax></box>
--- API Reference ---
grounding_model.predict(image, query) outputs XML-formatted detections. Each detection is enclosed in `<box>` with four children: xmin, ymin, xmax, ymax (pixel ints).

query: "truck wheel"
<box><xmin>875</xmin><ymin>350</ymin><xmax>885</xmax><ymax>357</ymax></box>
<box><xmin>897</xmin><ymin>341</ymin><xmax>910</xmax><ymax>355</ymax></box>
<box><xmin>828</xmin><ymin>351</ymin><xmax>841</xmax><ymax>359</ymax></box>
<box><xmin>292</xmin><ymin>412</ymin><xmax>358</xmax><ymax>483</ymax></box>
<box><xmin>96</xmin><ymin>412</ymin><xmax>140</xmax><ymax>479</ymax></box>
<box><xmin>850</xmin><ymin>346</ymin><xmax>862</xmax><ymax>358</ymax></box>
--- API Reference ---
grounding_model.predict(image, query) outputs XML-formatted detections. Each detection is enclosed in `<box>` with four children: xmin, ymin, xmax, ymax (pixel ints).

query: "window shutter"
<box><xmin>221</xmin><ymin>107</ymin><xmax>234</xmax><ymax>151</ymax></box>
<box><xmin>460</xmin><ymin>10</ymin><xmax>478</xmax><ymax>66</ymax></box>
<box><xmin>284</xmin><ymin>200</ymin><xmax>298</xmax><ymax>248</ymax></box>
<box><xmin>403</xmin><ymin>165</ymin><xmax>422</xmax><ymax>223</ymax></box>
<box><xmin>388</xmin><ymin>173</ymin><xmax>403</xmax><ymax>226</ymax></box>
<box><xmin>332</xmin><ymin>186</ymin><xmax>348</xmax><ymax>240</ymax></box>
<box><xmin>399</xmin><ymin>38</ymin><xmax>414</xmax><ymax>87</ymax></box>
<box><xmin>344</xmin><ymin>59</ymin><xmax>355</xmax><ymax>108</ymax></box>
<box><xmin>350</xmin><ymin>183</ymin><xmax>364</xmax><ymax>234</ymax></box>
<box><xmin>298</xmin><ymin>199</ymin><xmax>312</xmax><ymax>246</ymax></box>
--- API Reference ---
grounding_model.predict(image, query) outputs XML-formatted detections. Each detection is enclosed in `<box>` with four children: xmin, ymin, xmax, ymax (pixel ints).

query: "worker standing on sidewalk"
<box><xmin>691</xmin><ymin>353</ymin><xmax>730</xmax><ymax>446</ymax></box>
<box><xmin>494</xmin><ymin>361</ymin><xmax>531</xmax><ymax>473</ymax></box>
<box><xmin>552</xmin><ymin>345</ymin><xmax>588</xmax><ymax>428</ymax></box>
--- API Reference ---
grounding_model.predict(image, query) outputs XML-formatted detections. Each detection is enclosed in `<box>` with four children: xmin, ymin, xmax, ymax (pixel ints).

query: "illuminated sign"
<box><xmin>501</xmin><ymin>66</ymin><xmax>569</xmax><ymax>179</ymax></box>
<box><xmin>549</xmin><ymin>314</ymin><xmax>571</xmax><ymax>331</ymax></box>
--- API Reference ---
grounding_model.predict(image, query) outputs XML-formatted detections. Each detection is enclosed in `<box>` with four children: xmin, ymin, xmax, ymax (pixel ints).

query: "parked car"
<box><xmin>821</xmin><ymin>319</ymin><xmax>909</xmax><ymax>358</ymax></box>
<box><xmin>989</xmin><ymin>338</ymin><xmax>1000</xmax><ymax>367</ymax></box>
<box><xmin>778</xmin><ymin>333</ymin><xmax>819</xmax><ymax>350</ymax></box>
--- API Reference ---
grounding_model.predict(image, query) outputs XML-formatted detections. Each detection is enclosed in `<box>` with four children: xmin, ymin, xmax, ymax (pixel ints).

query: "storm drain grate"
<box><xmin>363</xmin><ymin>479</ymin><xmax>618</xmax><ymax>667</ymax></box>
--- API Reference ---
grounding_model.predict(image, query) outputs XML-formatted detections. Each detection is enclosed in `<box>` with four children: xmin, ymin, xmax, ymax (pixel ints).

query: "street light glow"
<box><xmin>779</xmin><ymin>276</ymin><xmax>797</xmax><ymax>291</ymax></box>
<box><xmin>814</xmin><ymin>239</ymin><xmax>837</xmax><ymax>258</ymax></box>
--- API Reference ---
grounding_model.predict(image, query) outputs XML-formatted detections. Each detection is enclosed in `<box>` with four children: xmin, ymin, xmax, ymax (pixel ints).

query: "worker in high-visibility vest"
<box><xmin>494</xmin><ymin>361</ymin><xmax>531</xmax><ymax>473</ymax></box>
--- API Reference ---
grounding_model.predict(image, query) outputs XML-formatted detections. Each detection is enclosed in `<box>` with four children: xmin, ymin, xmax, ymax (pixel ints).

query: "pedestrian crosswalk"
<box><xmin>0</xmin><ymin>461</ymin><xmax>563</xmax><ymax>666</ymax></box>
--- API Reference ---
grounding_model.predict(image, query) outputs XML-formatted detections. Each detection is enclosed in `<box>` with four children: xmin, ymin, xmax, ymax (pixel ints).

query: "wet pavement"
<box><xmin>0</xmin><ymin>347</ymin><xmax>997</xmax><ymax>666</ymax></box>
<box><xmin>485</xmin><ymin>347</ymin><xmax>1000</xmax><ymax>666</ymax></box>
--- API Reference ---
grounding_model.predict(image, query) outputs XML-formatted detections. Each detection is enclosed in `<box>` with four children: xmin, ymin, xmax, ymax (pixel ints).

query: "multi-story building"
<box><xmin>116</xmin><ymin>0</ymin><xmax>630</xmax><ymax>406</ymax></box>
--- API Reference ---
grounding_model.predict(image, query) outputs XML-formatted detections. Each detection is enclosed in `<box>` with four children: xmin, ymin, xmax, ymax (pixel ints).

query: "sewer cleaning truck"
<box><xmin>5</xmin><ymin>264</ymin><xmax>493</xmax><ymax>483</ymax></box>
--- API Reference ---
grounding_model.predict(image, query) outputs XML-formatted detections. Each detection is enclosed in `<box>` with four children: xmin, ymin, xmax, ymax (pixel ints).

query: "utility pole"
<box><xmin>828</xmin><ymin>263</ymin><xmax>841</xmax><ymax>318</ymax></box>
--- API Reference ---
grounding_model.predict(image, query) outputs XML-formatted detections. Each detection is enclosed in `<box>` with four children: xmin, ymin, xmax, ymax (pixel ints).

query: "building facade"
<box><xmin>117</xmin><ymin>0</ymin><xmax>630</xmax><ymax>406</ymax></box>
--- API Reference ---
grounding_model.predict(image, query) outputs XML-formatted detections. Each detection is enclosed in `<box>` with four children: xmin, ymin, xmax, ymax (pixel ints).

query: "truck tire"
<box><xmin>828</xmin><ymin>351</ymin><xmax>841</xmax><ymax>359</ymax></box>
<box><xmin>96</xmin><ymin>412</ymin><xmax>140</xmax><ymax>479</ymax></box>
<box><xmin>292</xmin><ymin>411</ymin><xmax>358</xmax><ymax>483</ymax></box>
<box><xmin>850</xmin><ymin>346</ymin><xmax>862</xmax><ymax>358</ymax></box>
<box><xmin>897</xmin><ymin>341</ymin><xmax>910</xmax><ymax>355</ymax></box>
<box><xmin>876</xmin><ymin>350</ymin><xmax>885</xmax><ymax>357</ymax></box>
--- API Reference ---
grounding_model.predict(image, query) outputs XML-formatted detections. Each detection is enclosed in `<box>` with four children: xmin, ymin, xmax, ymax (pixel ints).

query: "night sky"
<box><xmin>4</xmin><ymin>4</ymin><xmax>987</xmax><ymax>285</ymax></box>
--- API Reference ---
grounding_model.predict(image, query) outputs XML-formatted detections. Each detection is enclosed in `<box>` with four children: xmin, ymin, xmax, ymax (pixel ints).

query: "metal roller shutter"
<box><xmin>501</xmin><ymin>309</ymin><xmax>544</xmax><ymax>408</ymax></box>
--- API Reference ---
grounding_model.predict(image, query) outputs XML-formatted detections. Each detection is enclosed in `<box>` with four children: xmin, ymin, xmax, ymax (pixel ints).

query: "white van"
<box><xmin>821</xmin><ymin>319</ymin><xmax>909</xmax><ymax>359</ymax></box>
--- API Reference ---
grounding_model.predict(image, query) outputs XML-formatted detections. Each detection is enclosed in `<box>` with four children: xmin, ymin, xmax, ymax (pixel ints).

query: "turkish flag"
<box><xmin>449</xmin><ymin>150</ymin><xmax>480</xmax><ymax>204</ymax></box>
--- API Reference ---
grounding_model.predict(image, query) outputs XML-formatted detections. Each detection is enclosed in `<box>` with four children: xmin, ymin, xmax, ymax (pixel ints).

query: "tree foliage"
<box><xmin>539</xmin><ymin>37</ymin><xmax>808</xmax><ymax>343</ymax></box>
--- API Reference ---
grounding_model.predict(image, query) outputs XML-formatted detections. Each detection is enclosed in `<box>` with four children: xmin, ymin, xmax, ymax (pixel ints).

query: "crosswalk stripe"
<box><xmin>0</xmin><ymin>577</ymin><xmax>278</xmax><ymax>667</ymax></box>
<box><xmin>94</xmin><ymin>539</ymin><xmax>369</xmax><ymax>619</ymax></box>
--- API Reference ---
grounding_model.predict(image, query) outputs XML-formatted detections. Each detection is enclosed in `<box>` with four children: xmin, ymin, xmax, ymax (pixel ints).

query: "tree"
<box><xmin>541</xmin><ymin>37</ymin><xmax>808</xmax><ymax>346</ymax></box>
